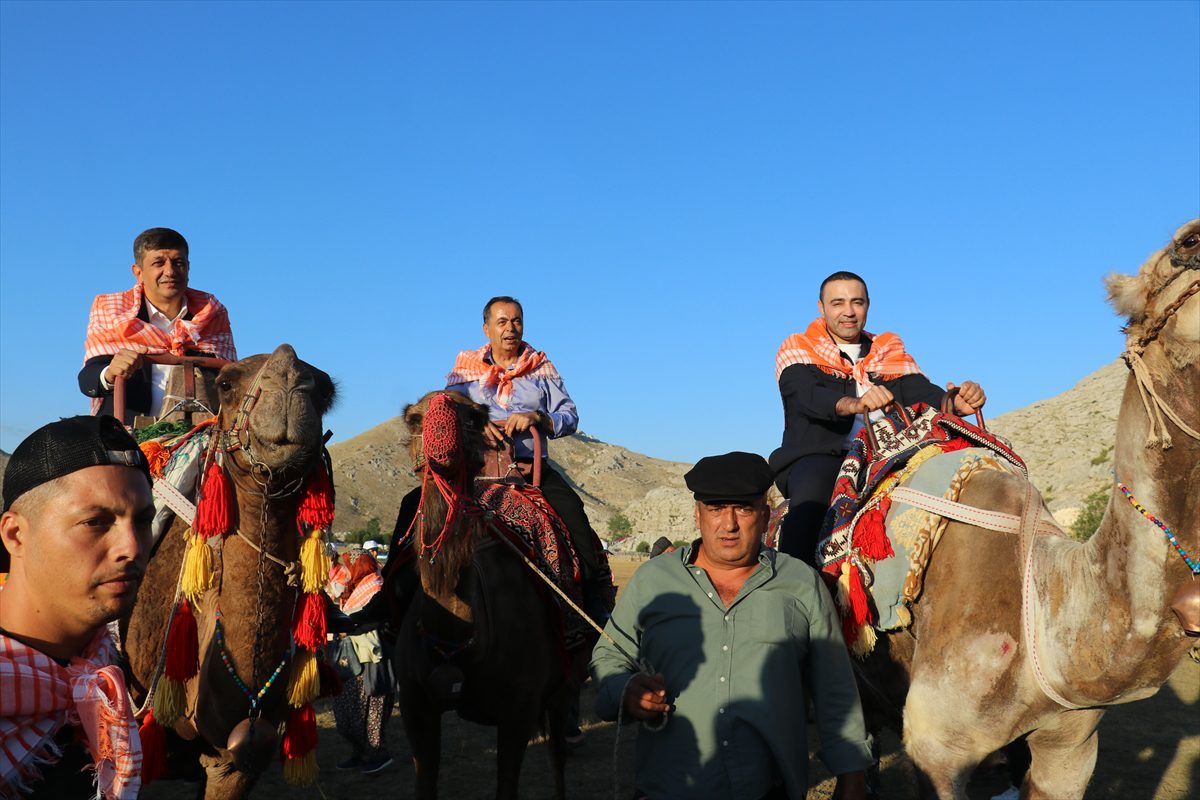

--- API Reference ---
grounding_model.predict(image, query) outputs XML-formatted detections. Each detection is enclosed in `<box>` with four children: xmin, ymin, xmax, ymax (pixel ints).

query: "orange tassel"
<box><xmin>853</xmin><ymin>497</ymin><xmax>894</xmax><ymax>562</ymax></box>
<box><xmin>138</xmin><ymin>710</ymin><xmax>168</xmax><ymax>784</ymax></box>
<box><xmin>297</xmin><ymin>465</ymin><xmax>335</xmax><ymax>529</ymax></box>
<box><xmin>194</xmin><ymin>459</ymin><xmax>232</xmax><ymax>539</ymax></box>
<box><xmin>292</xmin><ymin>592</ymin><xmax>327</xmax><ymax>650</ymax></box>
<box><xmin>164</xmin><ymin>600</ymin><xmax>199</xmax><ymax>681</ymax></box>
<box><xmin>847</xmin><ymin>563</ymin><xmax>871</xmax><ymax>626</ymax></box>
<box><xmin>139</xmin><ymin>441</ymin><xmax>171</xmax><ymax>478</ymax></box>
<box><xmin>281</xmin><ymin>704</ymin><xmax>318</xmax><ymax>758</ymax></box>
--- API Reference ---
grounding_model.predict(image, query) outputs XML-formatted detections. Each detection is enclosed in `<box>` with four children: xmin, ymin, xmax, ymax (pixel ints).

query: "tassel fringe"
<box><xmin>286</xmin><ymin>649</ymin><xmax>320</xmax><ymax>707</ymax></box>
<box><xmin>292</xmin><ymin>592</ymin><xmax>327</xmax><ymax>651</ymax></box>
<box><xmin>181</xmin><ymin>532</ymin><xmax>215</xmax><ymax>603</ymax></box>
<box><xmin>852</xmin><ymin>497</ymin><xmax>894</xmax><ymax>562</ymax></box>
<box><xmin>297</xmin><ymin>465</ymin><xmax>335</xmax><ymax>529</ymax></box>
<box><xmin>152</xmin><ymin>677</ymin><xmax>187</xmax><ymax>725</ymax></box>
<box><xmin>194</xmin><ymin>458</ymin><xmax>232</xmax><ymax>539</ymax></box>
<box><xmin>299</xmin><ymin>529</ymin><xmax>331</xmax><ymax>594</ymax></box>
<box><xmin>138</xmin><ymin>711</ymin><xmax>168</xmax><ymax>784</ymax></box>
<box><xmin>164</xmin><ymin>601</ymin><xmax>199</xmax><ymax>681</ymax></box>
<box><xmin>282</xmin><ymin>751</ymin><xmax>318</xmax><ymax>786</ymax></box>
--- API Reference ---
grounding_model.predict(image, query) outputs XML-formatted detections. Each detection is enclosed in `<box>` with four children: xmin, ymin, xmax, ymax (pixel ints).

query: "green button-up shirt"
<box><xmin>591</xmin><ymin>544</ymin><xmax>872</xmax><ymax>800</ymax></box>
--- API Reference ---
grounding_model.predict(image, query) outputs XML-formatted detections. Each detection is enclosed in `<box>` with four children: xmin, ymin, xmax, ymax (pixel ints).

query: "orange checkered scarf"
<box><xmin>775</xmin><ymin>318</ymin><xmax>923</xmax><ymax>385</ymax></box>
<box><xmin>445</xmin><ymin>343</ymin><xmax>560</xmax><ymax>409</ymax></box>
<box><xmin>82</xmin><ymin>283</ymin><xmax>237</xmax><ymax>413</ymax></box>
<box><xmin>0</xmin><ymin>628</ymin><xmax>141</xmax><ymax>800</ymax></box>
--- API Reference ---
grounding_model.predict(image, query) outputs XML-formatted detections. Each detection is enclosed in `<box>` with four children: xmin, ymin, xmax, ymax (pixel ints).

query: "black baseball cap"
<box><xmin>2</xmin><ymin>416</ymin><xmax>151</xmax><ymax>571</ymax></box>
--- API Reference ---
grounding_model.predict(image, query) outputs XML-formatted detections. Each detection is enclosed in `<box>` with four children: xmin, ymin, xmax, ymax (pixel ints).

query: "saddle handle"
<box><xmin>530</xmin><ymin>426</ymin><xmax>543</xmax><ymax>488</ymax></box>
<box><xmin>940</xmin><ymin>386</ymin><xmax>987</xmax><ymax>431</ymax></box>
<box><xmin>860</xmin><ymin>400</ymin><xmax>913</xmax><ymax>456</ymax></box>
<box><xmin>109</xmin><ymin>354</ymin><xmax>232</xmax><ymax>427</ymax></box>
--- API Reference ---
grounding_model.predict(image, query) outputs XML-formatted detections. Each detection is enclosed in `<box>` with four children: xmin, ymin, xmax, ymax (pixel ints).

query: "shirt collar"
<box><xmin>144</xmin><ymin>296</ymin><xmax>188</xmax><ymax>325</ymax></box>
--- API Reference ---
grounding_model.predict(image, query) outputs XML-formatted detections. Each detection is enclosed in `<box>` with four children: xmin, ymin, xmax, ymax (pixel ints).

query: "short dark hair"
<box><xmin>819</xmin><ymin>271</ymin><xmax>869</xmax><ymax>302</ymax></box>
<box><xmin>133</xmin><ymin>228</ymin><xmax>189</xmax><ymax>263</ymax></box>
<box><xmin>483</xmin><ymin>296</ymin><xmax>523</xmax><ymax>323</ymax></box>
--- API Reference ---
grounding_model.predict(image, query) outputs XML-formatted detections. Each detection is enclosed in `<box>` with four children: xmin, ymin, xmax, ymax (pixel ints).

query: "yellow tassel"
<box><xmin>181</xmin><ymin>531</ymin><xmax>215</xmax><ymax>603</ymax></box>
<box><xmin>152</xmin><ymin>677</ymin><xmax>187</xmax><ymax>725</ymax></box>
<box><xmin>283</xmin><ymin>752</ymin><xmax>318</xmax><ymax>786</ymax></box>
<box><xmin>299</xmin><ymin>529</ymin><xmax>331</xmax><ymax>594</ymax></box>
<box><xmin>851</xmin><ymin>622</ymin><xmax>877</xmax><ymax>658</ymax></box>
<box><xmin>286</xmin><ymin>649</ymin><xmax>319</xmax><ymax>707</ymax></box>
<box><xmin>896</xmin><ymin>604</ymin><xmax>912</xmax><ymax>629</ymax></box>
<box><xmin>836</xmin><ymin>560</ymin><xmax>852</xmax><ymax>614</ymax></box>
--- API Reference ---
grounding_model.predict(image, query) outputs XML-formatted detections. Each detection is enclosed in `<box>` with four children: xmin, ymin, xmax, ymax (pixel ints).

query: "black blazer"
<box><xmin>769</xmin><ymin>337</ymin><xmax>945</xmax><ymax>480</ymax></box>
<box><xmin>77</xmin><ymin>302</ymin><xmax>214</xmax><ymax>418</ymax></box>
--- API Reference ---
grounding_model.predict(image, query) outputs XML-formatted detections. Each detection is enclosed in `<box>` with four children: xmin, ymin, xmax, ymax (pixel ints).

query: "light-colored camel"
<box><xmin>122</xmin><ymin>344</ymin><xmax>336</xmax><ymax>799</ymax></box>
<box><xmin>863</xmin><ymin>220</ymin><xmax>1199</xmax><ymax>799</ymax></box>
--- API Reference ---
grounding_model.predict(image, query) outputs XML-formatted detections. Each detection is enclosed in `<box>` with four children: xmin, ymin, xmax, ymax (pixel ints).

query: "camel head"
<box><xmin>1106</xmin><ymin>219</ymin><xmax>1200</xmax><ymax>361</ymax></box>
<box><xmin>214</xmin><ymin>344</ymin><xmax>337</xmax><ymax>482</ymax></box>
<box><xmin>403</xmin><ymin>390</ymin><xmax>490</xmax><ymax>483</ymax></box>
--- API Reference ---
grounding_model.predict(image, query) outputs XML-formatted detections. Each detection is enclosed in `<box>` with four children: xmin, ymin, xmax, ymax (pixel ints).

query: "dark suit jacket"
<box><xmin>769</xmin><ymin>334</ymin><xmax>945</xmax><ymax>480</ymax></box>
<box><xmin>77</xmin><ymin>302</ymin><xmax>216</xmax><ymax>418</ymax></box>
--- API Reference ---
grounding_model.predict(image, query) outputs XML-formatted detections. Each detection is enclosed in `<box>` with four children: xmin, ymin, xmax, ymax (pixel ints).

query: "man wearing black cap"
<box><xmin>591</xmin><ymin>451</ymin><xmax>871</xmax><ymax>800</ymax></box>
<box><xmin>0</xmin><ymin>416</ymin><xmax>153</xmax><ymax>799</ymax></box>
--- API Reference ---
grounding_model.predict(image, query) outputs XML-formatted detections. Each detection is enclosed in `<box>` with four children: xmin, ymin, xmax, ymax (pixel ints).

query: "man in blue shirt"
<box><xmin>445</xmin><ymin>296</ymin><xmax>613</xmax><ymax>621</ymax></box>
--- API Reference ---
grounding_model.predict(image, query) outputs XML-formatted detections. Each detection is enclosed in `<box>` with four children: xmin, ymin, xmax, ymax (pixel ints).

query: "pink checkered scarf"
<box><xmin>445</xmin><ymin>343</ymin><xmax>560</xmax><ymax>409</ymax></box>
<box><xmin>0</xmin><ymin>628</ymin><xmax>141</xmax><ymax>799</ymax></box>
<box><xmin>82</xmin><ymin>283</ymin><xmax>237</xmax><ymax>414</ymax></box>
<box><xmin>775</xmin><ymin>318</ymin><xmax>923</xmax><ymax>385</ymax></box>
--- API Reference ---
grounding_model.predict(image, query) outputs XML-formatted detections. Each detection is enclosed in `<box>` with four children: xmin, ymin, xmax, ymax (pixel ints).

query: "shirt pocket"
<box><xmin>750</xmin><ymin>598</ymin><xmax>794</xmax><ymax>646</ymax></box>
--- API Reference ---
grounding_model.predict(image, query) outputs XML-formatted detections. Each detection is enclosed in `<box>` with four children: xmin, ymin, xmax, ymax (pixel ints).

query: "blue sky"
<box><xmin>1</xmin><ymin>1</ymin><xmax>1197</xmax><ymax>463</ymax></box>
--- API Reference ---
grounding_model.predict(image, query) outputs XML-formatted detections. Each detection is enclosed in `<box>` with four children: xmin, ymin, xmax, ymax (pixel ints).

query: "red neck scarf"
<box><xmin>775</xmin><ymin>318</ymin><xmax>923</xmax><ymax>386</ymax></box>
<box><xmin>0</xmin><ymin>627</ymin><xmax>141</xmax><ymax>799</ymax></box>
<box><xmin>445</xmin><ymin>342</ymin><xmax>559</xmax><ymax>409</ymax></box>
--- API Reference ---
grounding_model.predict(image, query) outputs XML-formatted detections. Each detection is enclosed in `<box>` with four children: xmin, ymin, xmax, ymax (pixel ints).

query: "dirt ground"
<box><xmin>145</xmin><ymin>556</ymin><xmax>1199</xmax><ymax>800</ymax></box>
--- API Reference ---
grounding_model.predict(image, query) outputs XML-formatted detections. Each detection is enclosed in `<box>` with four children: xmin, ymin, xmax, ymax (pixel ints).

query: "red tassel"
<box><xmin>292</xmin><ymin>592</ymin><xmax>327</xmax><ymax>651</ymax></box>
<box><xmin>853</xmin><ymin>497</ymin><xmax>894</xmax><ymax>562</ymax></box>
<box><xmin>138</xmin><ymin>710</ymin><xmax>169</xmax><ymax>784</ymax></box>
<box><xmin>164</xmin><ymin>600</ymin><xmax>199</xmax><ymax>681</ymax></box>
<box><xmin>317</xmin><ymin>656</ymin><xmax>344</xmax><ymax>698</ymax></box>
<box><xmin>194</xmin><ymin>460</ymin><xmax>232</xmax><ymax>539</ymax></box>
<box><xmin>281</xmin><ymin>704</ymin><xmax>318</xmax><ymax>758</ymax></box>
<box><xmin>841</xmin><ymin>614</ymin><xmax>859</xmax><ymax>646</ymax></box>
<box><xmin>847</xmin><ymin>563</ymin><xmax>871</xmax><ymax>626</ymax></box>
<box><xmin>297</xmin><ymin>465</ymin><xmax>335</xmax><ymax>529</ymax></box>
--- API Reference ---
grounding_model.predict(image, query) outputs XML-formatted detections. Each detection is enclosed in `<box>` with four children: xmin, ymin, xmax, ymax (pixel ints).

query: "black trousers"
<box><xmin>777</xmin><ymin>453</ymin><xmax>844</xmax><ymax>569</ymax></box>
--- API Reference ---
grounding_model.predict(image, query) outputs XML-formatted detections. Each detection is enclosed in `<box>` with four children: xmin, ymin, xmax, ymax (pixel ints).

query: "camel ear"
<box><xmin>403</xmin><ymin>403</ymin><xmax>423</xmax><ymax>435</ymax></box>
<box><xmin>1105</xmin><ymin>271</ymin><xmax>1147</xmax><ymax>321</ymax></box>
<box><xmin>303</xmin><ymin>363</ymin><xmax>338</xmax><ymax>416</ymax></box>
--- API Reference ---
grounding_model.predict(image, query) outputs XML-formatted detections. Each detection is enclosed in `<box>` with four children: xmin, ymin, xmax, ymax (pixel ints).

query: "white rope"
<box><xmin>1123</xmin><ymin>349</ymin><xmax>1200</xmax><ymax>448</ymax></box>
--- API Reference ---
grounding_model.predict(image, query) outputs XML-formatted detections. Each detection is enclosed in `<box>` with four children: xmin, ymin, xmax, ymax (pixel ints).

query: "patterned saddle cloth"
<box><xmin>815</xmin><ymin>404</ymin><xmax>1026</xmax><ymax>655</ymax></box>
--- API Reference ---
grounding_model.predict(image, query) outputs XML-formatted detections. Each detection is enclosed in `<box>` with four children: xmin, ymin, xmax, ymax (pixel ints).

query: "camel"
<box><xmin>391</xmin><ymin>390</ymin><xmax>574</xmax><ymax>800</ymax></box>
<box><xmin>859</xmin><ymin>220</ymin><xmax>1200</xmax><ymax>799</ymax></box>
<box><xmin>122</xmin><ymin>344</ymin><xmax>337</xmax><ymax>799</ymax></box>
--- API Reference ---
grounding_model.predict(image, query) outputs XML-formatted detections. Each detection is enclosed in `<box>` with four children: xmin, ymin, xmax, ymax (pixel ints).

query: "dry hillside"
<box><xmin>328</xmin><ymin>361</ymin><xmax>1130</xmax><ymax>548</ymax></box>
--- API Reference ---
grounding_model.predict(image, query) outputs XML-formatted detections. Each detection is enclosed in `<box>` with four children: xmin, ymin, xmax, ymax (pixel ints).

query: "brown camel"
<box><xmin>860</xmin><ymin>220</ymin><xmax>1200</xmax><ymax>799</ymax></box>
<box><xmin>391</xmin><ymin>390</ymin><xmax>572</xmax><ymax>800</ymax></box>
<box><xmin>122</xmin><ymin>344</ymin><xmax>336</xmax><ymax>799</ymax></box>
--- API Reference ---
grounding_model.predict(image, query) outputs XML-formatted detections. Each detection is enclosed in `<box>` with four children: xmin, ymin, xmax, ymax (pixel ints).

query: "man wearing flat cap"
<box><xmin>591</xmin><ymin>451</ymin><xmax>871</xmax><ymax>800</ymax></box>
<box><xmin>0</xmin><ymin>416</ymin><xmax>153</xmax><ymax>800</ymax></box>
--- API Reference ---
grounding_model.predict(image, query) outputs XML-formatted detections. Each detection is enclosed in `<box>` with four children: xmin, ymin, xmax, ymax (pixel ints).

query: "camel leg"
<box><xmin>902</xmin><ymin>678</ymin><xmax>996</xmax><ymax>800</ymax></box>
<box><xmin>495</xmin><ymin>709</ymin><xmax>540</xmax><ymax>800</ymax></box>
<box><xmin>1021</xmin><ymin>710</ymin><xmax>1103</xmax><ymax>800</ymax></box>
<box><xmin>402</xmin><ymin>691</ymin><xmax>442</xmax><ymax>800</ymax></box>
<box><xmin>544</xmin><ymin>685</ymin><xmax>570</xmax><ymax>800</ymax></box>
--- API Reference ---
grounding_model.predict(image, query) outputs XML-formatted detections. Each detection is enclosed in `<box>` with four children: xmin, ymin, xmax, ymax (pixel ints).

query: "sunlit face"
<box><xmin>694</xmin><ymin>497</ymin><xmax>769</xmax><ymax>569</ymax></box>
<box><xmin>818</xmin><ymin>279</ymin><xmax>869</xmax><ymax>344</ymax></box>
<box><xmin>483</xmin><ymin>302</ymin><xmax>524</xmax><ymax>357</ymax></box>
<box><xmin>131</xmin><ymin>247</ymin><xmax>189</xmax><ymax>313</ymax></box>
<box><xmin>2</xmin><ymin>467</ymin><xmax>154</xmax><ymax>638</ymax></box>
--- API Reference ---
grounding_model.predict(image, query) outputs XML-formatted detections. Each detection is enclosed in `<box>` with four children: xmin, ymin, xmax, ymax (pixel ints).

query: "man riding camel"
<box><xmin>445</xmin><ymin>296</ymin><xmax>614</xmax><ymax>621</ymax></box>
<box><xmin>78</xmin><ymin>227</ymin><xmax>237</xmax><ymax>422</ymax></box>
<box><xmin>770</xmin><ymin>271</ymin><xmax>986</xmax><ymax>567</ymax></box>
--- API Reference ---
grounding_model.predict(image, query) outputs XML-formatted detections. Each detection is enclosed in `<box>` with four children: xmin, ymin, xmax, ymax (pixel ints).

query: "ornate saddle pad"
<box><xmin>815</xmin><ymin>405</ymin><xmax>1026</xmax><ymax>655</ymax></box>
<box><xmin>473</xmin><ymin>482</ymin><xmax>590</xmax><ymax>650</ymax></box>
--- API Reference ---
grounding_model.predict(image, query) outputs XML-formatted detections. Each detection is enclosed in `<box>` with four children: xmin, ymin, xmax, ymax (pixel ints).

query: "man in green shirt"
<box><xmin>591</xmin><ymin>451</ymin><xmax>871</xmax><ymax>800</ymax></box>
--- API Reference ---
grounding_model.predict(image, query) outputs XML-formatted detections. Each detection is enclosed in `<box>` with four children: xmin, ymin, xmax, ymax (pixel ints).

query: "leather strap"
<box><xmin>890</xmin><ymin>486</ymin><xmax>1021</xmax><ymax>532</ymax></box>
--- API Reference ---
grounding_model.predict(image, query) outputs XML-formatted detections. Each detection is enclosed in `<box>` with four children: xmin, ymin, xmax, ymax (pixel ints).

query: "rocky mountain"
<box><xmin>328</xmin><ymin>361</ymin><xmax>1130</xmax><ymax>548</ymax></box>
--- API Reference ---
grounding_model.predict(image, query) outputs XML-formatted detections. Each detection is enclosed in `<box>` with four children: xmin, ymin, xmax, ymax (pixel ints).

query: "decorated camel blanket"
<box><xmin>815</xmin><ymin>404</ymin><xmax>1026</xmax><ymax>655</ymax></box>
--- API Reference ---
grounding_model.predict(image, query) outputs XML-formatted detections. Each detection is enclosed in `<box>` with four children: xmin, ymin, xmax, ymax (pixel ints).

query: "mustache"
<box><xmin>91</xmin><ymin>568</ymin><xmax>145</xmax><ymax>588</ymax></box>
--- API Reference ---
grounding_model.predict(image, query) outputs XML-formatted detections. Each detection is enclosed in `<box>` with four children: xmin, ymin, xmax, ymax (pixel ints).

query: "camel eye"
<box><xmin>1181</xmin><ymin>233</ymin><xmax>1200</xmax><ymax>249</ymax></box>
<box><xmin>219</xmin><ymin>380</ymin><xmax>233</xmax><ymax>392</ymax></box>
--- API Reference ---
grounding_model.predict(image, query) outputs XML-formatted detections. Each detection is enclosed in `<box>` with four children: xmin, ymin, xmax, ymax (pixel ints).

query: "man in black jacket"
<box><xmin>78</xmin><ymin>227</ymin><xmax>236</xmax><ymax>421</ymax></box>
<box><xmin>769</xmin><ymin>271</ymin><xmax>986</xmax><ymax>567</ymax></box>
